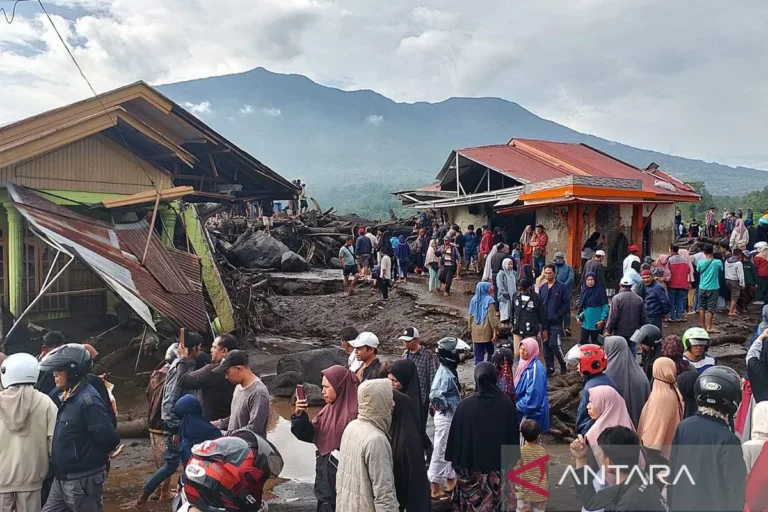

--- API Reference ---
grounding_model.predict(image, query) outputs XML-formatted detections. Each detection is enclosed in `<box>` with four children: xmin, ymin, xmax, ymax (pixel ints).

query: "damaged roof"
<box><xmin>6</xmin><ymin>183</ymin><xmax>209</xmax><ymax>333</ymax></box>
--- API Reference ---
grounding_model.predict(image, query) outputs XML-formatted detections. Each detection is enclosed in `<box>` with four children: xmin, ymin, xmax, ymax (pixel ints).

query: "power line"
<box><xmin>36</xmin><ymin>0</ymin><xmax>160</xmax><ymax>192</ymax></box>
<box><xmin>0</xmin><ymin>0</ymin><xmax>28</xmax><ymax>23</ymax></box>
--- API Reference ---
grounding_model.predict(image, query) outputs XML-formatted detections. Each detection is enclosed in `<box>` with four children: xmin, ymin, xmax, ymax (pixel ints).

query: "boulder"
<box><xmin>302</xmin><ymin>383</ymin><xmax>325</xmax><ymax>406</ymax></box>
<box><xmin>281</xmin><ymin>251</ymin><xmax>310</xmax><ymax>272</ymax></box>
<box><xmin>329</xmin><ymin>257</ymin><xmax>343</xmax><ymax>270</ymax></box>
<box><xmin>231</xmin><ymin>229</ymin><xmax>290</xmax><ymax>269</ymax></box>
<box><xmin>276</xmin><ymin>348</ymin><xmax>349</xmax><ymax>387</ymax></box>
<box><xmin>267</xmin><ymin>371</ymin><xmax>302</xmax><ymax>398</ymax></box>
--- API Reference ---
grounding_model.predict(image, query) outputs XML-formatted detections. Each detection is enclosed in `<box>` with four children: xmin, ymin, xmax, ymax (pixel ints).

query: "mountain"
<box><xmin>157</xmin><ymin>68</ymin><xmax>767</xmax><ymax>218</ymax></box>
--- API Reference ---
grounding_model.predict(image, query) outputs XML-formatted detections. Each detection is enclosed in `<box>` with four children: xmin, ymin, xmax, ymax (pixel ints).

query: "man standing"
<box><xmin>530</xmin><ymin>225</ymin><xmax>549</xmax><ymax>276</ymax></box>
<box><xmin>212</xmin><ymin>350</ymin><xmax>270</xmax><ymax>437</ymax></box>
<box><xmin>463</xmin><ymin>224</ymin><xmax>478</xmax><ymax>273</ymax></box>
<box><xmin>378</xmin><ymin>248</ymin><xmax>392</xmax><ymax>304</ymax></box>
<box><xmin>400</xmin><ymin>327</ymin><xmax>438</xmax><ymax>431</ymax></box>
<box><xmin>339</xmin><ymin>236</ymin><xmax>358</xmax><ymax>295</ymax></box>
<box><xmin>605</xmin><ymin>276</ymin><xmax>648</xmax><ymax>355</ymax></box>
<box><xmin>489</xmin><ymin>243</ymin><xmax>509</xmax><ymax>292</ymax></box>
<box><xmin>641</xmin><ymin>270</ymin><xmax>671</xmax><ymax>333</ymax></box>
<box><xmin>298</xmin><ymin>181</ymin><xmax>309</xmax><ymax>215</ymax></box>
<box><xmin>553</xmin><ymin>252</ymin><xmax>575</xmax><ymax>336</ymax></box>
<box><xmin>667</xmin><ymin>244</ymin><xmax>692</xmax><ymax>322</ymax></box>
<box><xmin>675</xmin><ymin>209</ymin><xmax>683</xmax><ymax>237</ymax></box>
<box><xmin>478</xmin><ymin>224</ymin><xmax>494</xmax><ymax>273</ymax></box>
<box><xmin>623</xmin><ymin>245</ymin><xmax>641</xmax><ymax>275</ymax></box>
<box><xmin>697</xmin><ymin>244</ymin><xmax>723</xmax><ymax>333</ymax></box>
<box><xmin>41</xmin><ymin>345</ymin><xmax>120</xmax><ymax>512</ymax></box>
<box><xmin>436</xmin><ymin>236</ymin><xmax>460</xmax><ymax>296</ymax></box>
<box><xmin>453</xmin><ymin>225</ymin><xmax>465</xmax><ymax>280</ymax></box>
<box><xmin>355</xmin><ymin>228</ymin><xmax>373</xmax><ymax>278</ymax></box>
<box><xmin>539</xmin><ymin>265</ymin><xmax>569</xmax><ymax>375</ymax></box>
<box><xmin>350</xmin><ymin>332</ymin><xmax>383</xmax><ymax>382</ymax></box>
<box><xmin>137</xmin><ymin>332</ymin><xmax>204</xmax><ymax>507</ymax></box>
<box><xmin>688</xmin><ymin>218</ymin><xmax>700</xmax><ymax>238</ymax></box>
<box><xmin>706</xmin><ymin>207</ymin><xmax>716</xmax><ymax>238</ymax></box>
<box><xmin>175</xmin><ymin>333</ymin><xmax>238</xmax><ymax>421</ymax></box>
<box><xmin>582</xmin><ymin>250</ymin><xmax>606</xmax><ymax>287</ymax></box>
<box><xmin>0</xmin><ymin>353</ymin><xmax>58</xmax><ymax>511</ymax></box>
<box><xmin>364</xmin><ymin>227</ymin><xmax>378</xmax><ymax>252</ymax></box>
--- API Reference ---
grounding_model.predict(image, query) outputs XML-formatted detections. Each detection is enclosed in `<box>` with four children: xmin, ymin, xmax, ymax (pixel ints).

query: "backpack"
<box><xmin>147</xmin><ymin>363</ymin><xmax>169</xmax><ymax>431</ymax></box>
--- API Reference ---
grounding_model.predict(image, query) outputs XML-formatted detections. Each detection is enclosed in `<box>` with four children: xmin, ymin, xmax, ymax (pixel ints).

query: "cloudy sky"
<box><xmin>1</xmin><ymin>0</ymin><xmax>767</xmax><ymax>168</ymax></box>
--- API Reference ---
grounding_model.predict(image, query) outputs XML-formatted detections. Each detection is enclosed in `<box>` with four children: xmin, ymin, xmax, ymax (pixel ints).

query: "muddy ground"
<box><xmin>89</xmin><ymin>272</ymin><xmax>761</xmax><ymax>511</ymax></box>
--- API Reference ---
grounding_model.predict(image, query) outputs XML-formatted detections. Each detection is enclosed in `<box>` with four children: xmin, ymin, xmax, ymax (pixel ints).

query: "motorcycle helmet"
<box><xmin>1</xmin><ymin>353</ymin><xmax>40</xmax><ymax>388</ymax></box>
<box><xmin>566</xmin><ymin>344</ymin><xmax>607</xmax><ymax>376</ymax></box>
<box><xmin>681</xmin><ymin>327</ymin><xmax>710</xmax><ymax>351</ymax></box>
<box><xmin>38</xmin><ymin>344</ymin><xmax>92</xmax><ymax>387</ymax></box>
<box><xmin>184</xmin><ymin>433</ymin><xmax>283</xmax><ymax>511</ymax></box>
<box><xmin>694</xmin><ymin>366</ymin><xmax>741</xmax><ymax>414</ymax></box>
<box><xmin>630</xmin><ymin>324</ymin><xmax>662</xmax><ymax>348</ymax></box>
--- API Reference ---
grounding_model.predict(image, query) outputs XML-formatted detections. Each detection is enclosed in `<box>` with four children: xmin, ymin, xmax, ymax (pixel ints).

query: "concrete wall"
<box><xmin>649</xmin><ymin>203</ymin><xmax>676</xmax><ymax>257</ymax></box>
<box><xmin>536</xmin><ymin>207</ymin><xmax>568</xmax><ymax>258</ymax></box>
<box><xmin>445</xmin><ymin>206</ymin><xmax>488</xmax><ymax>231</ymax></box>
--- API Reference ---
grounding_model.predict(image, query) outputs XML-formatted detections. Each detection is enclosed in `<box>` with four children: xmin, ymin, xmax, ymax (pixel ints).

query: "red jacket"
<box><xmin>755</xmin><ymin>256</ymin><xmax>768</xmax><ymax>279</ymax></box>
<box><xmin>747</xmin><ymin>442</ymin><xmax>768</xmax><ymax>512</ymax></box>
<box><xmin>668</xmin><ymin>254</ymin><xmax>692</xmax><ymax>289</ymax></box>
<box><xmin>479</xmin><ymin>231</ymin><xmax>494</xmax><ymax>254</ymax></box>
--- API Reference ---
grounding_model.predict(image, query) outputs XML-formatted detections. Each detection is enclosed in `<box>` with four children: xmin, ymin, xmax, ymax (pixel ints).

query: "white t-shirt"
<box><xmin>348</xmin><ymin>351</ymin><xmax>363</xmax><ymax>372</ymax></box>
<box><xmin>622</xmin><ymin>254</ymin><xmax>641</xmax><ymax>275</ymax></box>
<box><xmin>380</xmin><ymin>255</ymin><xmax>392</xmax><ymax>280</ymax></box>
<box><xmin>365</xmin><ymin>233</ymin><xmax>378</xmax><ymax>247</ymax></box>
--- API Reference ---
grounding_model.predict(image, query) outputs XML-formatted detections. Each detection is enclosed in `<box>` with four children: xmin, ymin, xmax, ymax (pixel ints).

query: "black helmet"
<box><xmin>630</xmin><ymin>324</ymin><xmax>662</xmax><ymax>347</ymax></box>
<box><xmin>694</xmin><ymin>366</ymin><xmax>742</xmax><ymax>414</ymax></box>
<box><xmin>38</xmin><ymin>344</ymin><xmax>92</xmax><ymax>385</ymax></box>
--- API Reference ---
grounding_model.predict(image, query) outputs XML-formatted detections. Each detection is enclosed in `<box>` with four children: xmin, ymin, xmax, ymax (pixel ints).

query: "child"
<box><xmin>516</xmin><ymin>419</ymin><xmax>548</xmax><ymax>512</ymax></box>
<box><xmin>511</xmin><ymin>242</ymin><xmax>522</xmax><ymax>272</ymax></box>
<box><xmin>724</xmin><ymin>248</ymin><xmax>745</xmax><ymax>316</ymax></box>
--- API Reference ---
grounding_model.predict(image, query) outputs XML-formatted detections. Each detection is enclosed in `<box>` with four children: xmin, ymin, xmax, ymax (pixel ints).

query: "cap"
<box><xmin>620</xmin><ymin>276</ymin><xmax>634</xmax><ymax>286</ymax></box>
<box><xmin>629</xmin><ymin>244</ymin><xmax>640</xmax><ymax>253</ymax></box>
<box><xmin>443</xmin><ymin>235</ymin><xmax>451</xmax><ymax>241</ymax></box>
<box><xmin>641</xmin><ymin>270</ymin><xmax>653</xmax><ymax>277</ymax></box>
<box><xmin>358</xmin><ymin>228</ymin><xmax>365</xmax><ymax>235</ymax></box>
<box><xmin>481</xmin><ymin>224</ymin><xmax>489</xmax><ymax>229</ymax></box>
<box><xmin>349</xmin><ymin>332</ymin><xmax>380</xmax><ymax>349</ymax></box>
<box><xmin>213</xmin><ymin>349</ymin><xmax>250</xmax><ymax>373</ymax></box>
<box><xmin>554</xmin><ymin>252</ymin><xmax>565</xmax><ymax>260</ymax></box>
<box><xmin>595</xmin><ymin>250</ymin><xmax>606</xmax><ymax>257</ymax></box>
<box><xmin>399</xmin><ymin>327</ymin><xmax>419</xmax><ymax>341</ymax></box>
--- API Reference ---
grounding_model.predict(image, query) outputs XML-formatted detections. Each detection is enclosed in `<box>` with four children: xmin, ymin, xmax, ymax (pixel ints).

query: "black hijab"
<box><xmin>445</xmin><ymin>362</ymin><xmax>520</xmax><ymax>472</ymax></box>
<box><xmin>390</xmin><ymin>391</ymin><xmax>431</xmax><ymax>512</ymax></box>
<box><xmin>677</xmin><ymin>371</ymin><xmax>699</xmax><ymax>419</ymax></box>
<box><xmin>389</xmin><ymin>359</ymin><xmax>430</xmax><ymax>451</ymax></box>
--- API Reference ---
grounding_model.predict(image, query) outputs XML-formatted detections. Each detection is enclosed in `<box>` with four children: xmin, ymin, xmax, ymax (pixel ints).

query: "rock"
<box><xmin>329</xmin><ymin>257</ymin><xmax>343</xmax><ymax>270</ymax></box>
<box><xmin>267</xmin><ymin>371</ymin><xmax>302</xmax><ymax>398</ymax></box>
<box><xmin>276</xmin><ymin>348</ymin><xmax>349</xmax><ymax>387</ymax></box>
<box><xmin>281</xmin><ymin>251</ymin><xmax>310</xmax><ymax>272</ymax></box>
<box><xmin>302</xmin><ymin>382</ymin><xmax>325</xmax><ymax>406</ymax></box>
<box><xmin>231</xmin><ymin>229</ymin><xmax>290</xmax><ymax>270</ymax></box>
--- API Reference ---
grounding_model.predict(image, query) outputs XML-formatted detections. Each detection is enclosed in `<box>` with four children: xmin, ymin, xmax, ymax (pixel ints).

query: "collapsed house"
<box><xmin>395</xmin><ymin>139</ymin><xmax>700</xmax><ymax>280</ymax></box>
<box><xmin>0</xmin><ymin>82</ymin><xmax>296</xmax><ymax>345</ymax></box>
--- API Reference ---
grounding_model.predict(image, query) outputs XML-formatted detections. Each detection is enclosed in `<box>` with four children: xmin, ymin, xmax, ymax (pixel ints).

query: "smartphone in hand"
<box><xmin>295</xmin><ymin>385</ymin><xmax>306</xmax><ymax>402</ymax></box>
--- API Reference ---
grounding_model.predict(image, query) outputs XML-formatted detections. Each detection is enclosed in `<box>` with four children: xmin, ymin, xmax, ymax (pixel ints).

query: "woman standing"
<box><xmin>514</xmin><ymin>338</ymin><xmax>550</xmax><ymax>433</ymax></box>
<box><xmin>390</xmin><ymin>390</ymin><xmax>431</xmax><ymax>511</ymax></box>
<box><xmin>415</xmin><ymin>229</ymin><xmax>427</xmax><ymax>272</ymax></box>
<box><xmin>676</xmin><ymin>371</ymin><xmax>699</xmax><ymax>419</ymax></box>
<box><xmin>467</xmin><ymin>282</ymin><xmax>500</xmax><ymax>364</ymax></box>
<box><xmin>387</xmin><ymin>360</ymin><xmax>430</xmax><ymax>452</ymax></box>
<box><xmin>584</xmin><ymin>386</ymin><xmax>636</xmax><ymax>487</ymax></box>
<box><xmin>497</xmin><ymin>258</ymin><xmax>517</xmax><ymax>325</ymax></box>
<box><xmin>292</xmin><ymin>365</ymin><xmax>359</xmax><ymax>512</ymax></box>
<box><xmin>637</xmin><ymin>357</ymin><xmax>684</xmax><ymax>462</ymax></box>
<box><xmin>577</xmin><ymin>272</ymin><xmax>609</xmax><ymax>345</ymax></box>
<box><xmin>678</xmin><ymin>248</ymin><xmax>696</xmax><ymax>314</ymax></box>
<box><xmin>520</xmin><ymin>225</ymin><xmax>534</xmax><ymax>269</ymax></box>
<box><xmin>603</xmin><ymin>336</ymin><xmax>650</xmax><ymax>428</ymax></box>
<box><xmin>581</xmin><ymin>232</ymin><xmax>602</xmax><ymax>268</ymax></box>
<box><xmin>424</xmin><ymin>239</ymin><xmax>439</xmax><ymax>293</ymax></box>
<box><xmin>446</xmin><ymin>362</ymin><xmax>520</xmax><ymax>512</ymax></box>
<box><xmin>493</xmin><ymin>347</ymin><xmax>516</xmax><ymax>402</ymax></box>
<box><xmin>428</xmin><ymin>338</ymin><xmax>461</xmax><ymax>501</ymax></box>
<box><xmin>395</xmin><ymin>235</ymin><xmax>411</xmax><ymax>283</ymax></box>
<box><xmin>754</xmin><ymin>242</ymin><xmax>768</xmax><ymax>302</ymax></box>
<box><xmin>731</xmin><ymin>218</ymin><xmax>750</xmax><ymax>250</ymax></box>
<box><xmin>511</xmin><ymin>277</ymin><xmax>545</xmax><ymax>360</ymax></box>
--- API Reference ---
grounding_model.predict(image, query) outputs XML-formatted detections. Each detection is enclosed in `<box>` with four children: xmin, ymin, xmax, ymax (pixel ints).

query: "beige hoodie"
<box><xmin>0</xmin><ymin>385</ymin><xmax>58</xmax><ymax>492</ymax></box>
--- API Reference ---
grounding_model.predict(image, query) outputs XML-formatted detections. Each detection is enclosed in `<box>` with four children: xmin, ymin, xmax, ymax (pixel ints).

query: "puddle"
<box><xmin>268</xmin><ymin>398</ymin><xmax>321</xmax><ymax>482</ymax></box>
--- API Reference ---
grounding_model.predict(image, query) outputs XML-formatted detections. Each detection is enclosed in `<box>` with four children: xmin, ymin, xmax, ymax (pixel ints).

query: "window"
<box><xmin>22</xmin><ymin>226</ymin><xmax>69</xmax><ymax>313</ymax></box>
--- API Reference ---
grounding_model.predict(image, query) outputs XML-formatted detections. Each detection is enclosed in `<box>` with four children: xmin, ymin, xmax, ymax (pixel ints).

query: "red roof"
<box><xmin>451</xmin><ymin>139</ymin><xmax>698</xmax><ymax>200</ymax></box>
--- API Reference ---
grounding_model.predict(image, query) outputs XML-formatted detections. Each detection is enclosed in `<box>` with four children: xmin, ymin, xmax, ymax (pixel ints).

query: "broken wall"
<box><xmin>445</xmin><ymin>205</ymin><xmax>488</xmax><ymax>231</ymax></box>
<box><xmin>649</xmin><ymin>203</ymin><xmax>676</xmax><ymax>257</ymax></box>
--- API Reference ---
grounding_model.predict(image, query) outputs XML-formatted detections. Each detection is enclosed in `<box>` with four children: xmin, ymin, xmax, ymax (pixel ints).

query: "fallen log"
<box><xmin>117</xmin><ymin>418</ymin><xmax>148</xmax><ymax>438</ymax></box>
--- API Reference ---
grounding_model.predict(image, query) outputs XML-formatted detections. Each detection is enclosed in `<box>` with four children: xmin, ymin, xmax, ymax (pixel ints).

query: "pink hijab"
<box><xmin>514</xmin><ymin>338</ymin><xmax>540</xmax><ymax>386</ymax></box>
<box><xmin>311</xmin><ymin>365</ymin><xmax>359</xmax><ymax>456</ymax></box>
<box><xmin>585</xmin><ymin>386</ymin><xmax>636</xmax><ymax>463</ymax></box>
<box><xmin>734</xmin><ymin>218</ymin><xmax>747</xmax><ymax>235</ymax></box>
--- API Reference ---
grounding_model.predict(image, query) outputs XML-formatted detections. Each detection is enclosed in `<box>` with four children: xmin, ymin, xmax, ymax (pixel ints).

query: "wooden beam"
<box><xmin>632</xmin><ymin>204</ymin><xmax>644</xmax><ymax>247</ymax></box>
<box><xmin>142</xmin><ymin>191</ymin><xmax>161</xmax><ymax>263</ymax></box>
<box><xmin>642</xmin><ymin>204</ymin><xmax>659</xmax><ymax>230</ymax></box>
<box><xmin>208</xmin><ymin>154</ymin><xmax>219</xmax><ymax>177</ymax></box>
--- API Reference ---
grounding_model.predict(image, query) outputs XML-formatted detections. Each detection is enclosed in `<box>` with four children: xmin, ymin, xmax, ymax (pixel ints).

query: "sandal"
<box><xmin>431</xmin><ymin>494</ymin><xmax>450</xmax><ymax>502</ymax></box>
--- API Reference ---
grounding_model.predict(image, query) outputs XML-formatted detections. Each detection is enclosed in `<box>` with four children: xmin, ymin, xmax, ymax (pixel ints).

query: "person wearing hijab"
<box><xmin>496</xmin><ymin>258</ymin><xmax>517</xmax><ymax>325</ymax></box>
<box><xmin>637</xmin><ymin>357</ymin><xmax>684</xmax><ymax>462</ymax></box>
<box><xmin>387</xmin><ymin>359</ymin><xmax>431</xmax><ymax>453</ymax></box>
<box><xmin>424</xmin><ymin>239</ymin><xmax>440</xmax><ymax>293</ymax></box>
<box><xmin>676</xmin><ymin>371</ymin><xmax>699</xmax><ymax>419</ymax></box>
<box><xmin>755</xmin><ymin>242</ymin><xmax>768</xmax><ymax>302</ymax></box>
<box><xmin>446</xmin><ymin>363</ymin><xmax>520</xmax><ymax>512</ymax></box>
<box><xmin>429</xmin><ymin>338</ymin><xmax>461</xmax><ymax>501</ymax></box>
<box><xmin>514</xmin><ymin>338</ymin><xmax>550</xmax><ymax>433</ymax></box>
<box><xmin>584</xmin><ymin>386</ymin><xmax>636</xmax><ymax>487</ymax></box>
<box><xmin>467</xmin><ymin>282</ymin><xmax>500</xmax><ymax>364</ymax></box>
<box><xmin>602</xmin><ymin>336</ymin><xmax>650</xmax><ymax>428</ymax></box>
<box><xmin>743</xmin><ymin>402</ymin><xmax>768</xmax><ymax>472</ymax></box>
<box><xmin>577</xmin><ymin>272</ymin><xmax>609</xmax><ymax>345</ymax></box>
<box><xmin>662</xmin><ymin>335</ymin><xmax>695</xmax><ymax>376</ymax></box>
<box><xmin>174</xmin><ymin>395</ymin><xmax>221</xmax><ymax>465</ymax></box>
<box><xmin>492</xmin><ymin>347</ymin><xmax>516</xmax><ymax>402</ymax></box>
<box><xmin>521</xmin><ymin>263</ymin><xmax>535</xmax><ymax>287</ymax></box>
<box><xmin>395</xmin><ymin>235</ymin><xmax>411</xmax><ymax>283</ymax></box>
<box><xmin>520</xmin><ymin>225</ymin><xmax>534</xmax><ymax>268</ymax></box>
<box><xmin>390</xmin><ymin>390</ymin><xmax>431</xmax><ymax>511</ymax></box>
<box><xmin>731</xmin><ymin>218</ymin><xmax>750</xmax><ymax>250</ymax></box>
<box><xmin>292</xmin><ymin>365</ymin><xmax>359</xmax><ymax>512</ymax></box>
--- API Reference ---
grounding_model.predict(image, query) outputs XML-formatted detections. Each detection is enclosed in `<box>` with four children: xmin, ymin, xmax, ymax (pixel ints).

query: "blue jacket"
<box><xmin>644</xmin><ymin>281</ymin><xmax>671</xmax><ymax>318</ymax></box>
<box><xmin>555</xmin><ymin>262</ymin><xmax>575</xmax><ymax>289</ymax></box>
<box><xmin>464</xmin><ymin>233</ymin><xmax>478</xmax><ymax>251</ymax></box>
<box><xmin>51</xmin><ymin>382</ymin><xmax>120</xmax><ymax>478</ymax></box>
<box><xmin>575</xmin><ymin>373</ymin><xmax>617</xmax><ymax>435</ymax></box>
<box><xmin>515</xmin><ymin>360</ymin><xmax>550</xmax><ymax>433</ymax></box>
<box><xmin>539</xmin><ymin>280</ymin><xmax>571</xmax><ymax>327</ymax></box>
<box><xmin>355</xmin><ymin>235</ymin><xmax>372</xmax><ymax>256</ymax></box>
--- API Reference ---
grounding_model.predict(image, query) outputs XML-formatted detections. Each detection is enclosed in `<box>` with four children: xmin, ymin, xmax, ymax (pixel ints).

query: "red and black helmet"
<box><xmin>577</xmin><ymin>344</ymin><xmax>607</xmax><ymax>376</ymax></box>
<box><xmin>183</xmin><ymin>433</ymin><xmax>283</xmax><ymax>511</ymax></box>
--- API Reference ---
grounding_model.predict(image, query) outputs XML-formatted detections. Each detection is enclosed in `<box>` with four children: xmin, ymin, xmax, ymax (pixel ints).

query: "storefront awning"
<box><xmin>497</xmin><ymin>196</ymin><xmax>673</xmax><ymax>215</ymax></box>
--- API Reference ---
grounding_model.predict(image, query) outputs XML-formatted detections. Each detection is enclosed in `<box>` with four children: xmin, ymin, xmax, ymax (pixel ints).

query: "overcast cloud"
<box><xmin>1</xmin><ymin>0</ymin><xmax>766</xmax><ymax>168</ymax></box>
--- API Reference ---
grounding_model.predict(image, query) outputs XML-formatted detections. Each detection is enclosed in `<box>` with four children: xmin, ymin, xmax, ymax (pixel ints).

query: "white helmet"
<box><xmin>1</xmin><ymin>353</ymin><xmax>40</xmax><ymax>388</ymax></box>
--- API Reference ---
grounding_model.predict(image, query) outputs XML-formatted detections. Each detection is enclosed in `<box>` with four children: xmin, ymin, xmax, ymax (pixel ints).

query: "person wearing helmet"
<box><xmin>573</xmin><ymin>344</ymin><xmax>617</xmax><ymax>435</ymax></box>
<box><xmin>631</xmin><ymin>324</ymin><xmax>663</xmax><ymax>382</ymax></box>
<box><xmin>681</xmin><ymin>327</ymin><xmax>716</xmax><ymax>374</ymax></box>
<box><xmin>0</xmin><ymin>353</ymin><xmax>58</xmax><ymax>511</ymax></box>
<box><xmin>668</xmin><ymin>366</ymin><xmax>746</xmax><ymax>512</ymax></box>
<box><xmin>604</xmin><ymin>276</ymin><xmax>648</xmax><ymax>356</ymax></box>
<box><xmin>39</xmin><ymin>344</ymin><xmax>120</xmax><ymax>512</ymax></box>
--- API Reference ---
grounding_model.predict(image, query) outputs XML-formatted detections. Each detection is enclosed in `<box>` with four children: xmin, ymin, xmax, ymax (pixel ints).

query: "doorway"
<box><xmin>492</xmin><ymin>211</ymin><xmax>536</xmax><ymax>247</ymax></box>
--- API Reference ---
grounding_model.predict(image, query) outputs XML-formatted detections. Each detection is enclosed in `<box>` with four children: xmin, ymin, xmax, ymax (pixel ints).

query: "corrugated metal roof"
<box><xmin>458</xmin><ymin>145</ymin><xmax>572</xmax><ymax>184</ymax></box>
<box><xmin>6</xmin><ymin>184</ymin><xmax>209</xmax><ymax>333</ymax></box>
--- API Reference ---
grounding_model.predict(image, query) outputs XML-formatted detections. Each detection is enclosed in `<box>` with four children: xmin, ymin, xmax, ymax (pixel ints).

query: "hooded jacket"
<box><xmin>336</xmin><ymin>380</ymin><xmax>398</xmax><ymax>512</ymax></box>
<box><xmin>0</xmin><ymin>386</ymin><xmax>58</xmax><ymax>492</ymax></box>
